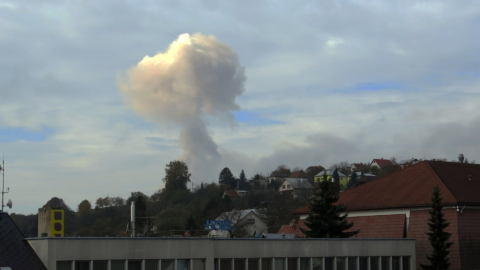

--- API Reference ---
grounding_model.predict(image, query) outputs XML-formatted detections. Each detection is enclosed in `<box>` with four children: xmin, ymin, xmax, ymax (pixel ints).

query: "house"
<box><xmin>398</xmin><ymin>158</ymin><xmax>420</xmax><ymax>168</ymax></box>
<box><xmin>292</xmin><ymin>161</ymin><xmax>480</xmax><ymax>270</ymax></box>
<box><xmin>370</xmin><ymin>158</ymin><xmax>393</xmax><ymax>169</ymax></box>
<box><xmin>350</xmin><ymin>163</ymin><xmax>367</xmax><ymax>172</ymax></box>
<box><xmin>288</xmin><ymin>170</ymin><xmax>308</xmax><ymax>179</ymax></box>
<box><xmin>278</xmin><ymin>178</ymin><xmax>313</xmax><ymax>199</ymax></box>
<box><xmin>222</xmin><ymin>190</ymin><xmax>247</xmax><ymax>200</ymax></box>
<box><xmin>0</xmin><ymin>213</ymin><xmax>47</xmax><ymax>270</ymax></box>
<box><xmin>277</xmin><ymin>219</ymin><xmax>298</xmax><ymax>237</ymax></box>
<box><xmin>208</xmin><ymin>209</ymin><xmax>267</xmax><ymax>238</ymax></box>
<box><xmin>351</xmin><ymin>172</ymin><xmax>377</xmax><ymax>186</ymax></box>
<box><xmin>313</xmin><ymin>169</ymin><xmax>349</xmax><ymax>189</ymax></box>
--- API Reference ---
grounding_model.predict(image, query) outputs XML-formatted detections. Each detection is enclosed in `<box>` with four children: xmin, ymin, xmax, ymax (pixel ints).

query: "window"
<box><xmin>312</xmin><ymin>258</ymin><xmax>323</xmax><ymax>270</ymax></box>
<box><xmin>75</xmin><ymin>261</ymin><xmax>89</xmax><ymax>270</ymax></box>
<box><xmin>348</xmin><ymin>257</ymin><xmax>358</xmax><ymax>270</ymax></box>
<box><xmin>57</xmin><ymin>261</ymin><xmax>72</xmax><ymax>270</ymax></box>
<box><xmin>287</xmin><ymin>258</ymin><xmax>297</xmax><ymax>270</ymax></box>
<box><xmin>371</xmin><ymin>257</ymin><xmax>380</xmax><ymax>270</ymax></box>
<box><xmin>392</xmin><ymin>257</ymin><xmax>400</xmax><ymax>270</ymax></box>
<box><xmin>275</xmin><ymin>258</ymin><xmax>285</xmax><ymax>270</ymax></box>
<box><xmin>325</xmin><ymin>257</ymin><xmax>334</xmax><ymax>270</ymax></box>
<box><xmin>145</xmin><ymin>260</ymin><xmax>158</xmax><ymax>270</ymax></box>
<box><xmin>161</xmin><ymin>260</ymin><xmax>175</xmax><ymax>270</ymax></box>
<box><xmin>128</xmin><ymin>261</ymin><xmax>141</xmax><ymax>270</ymax></box>
<box><xmin>381</xmin><ymin>257</ymin><xmax>390</xmax><ymax>270</ymax></box>
<box><xmin>282</xmin><ymin>185</ymin><xmax>285</xmax><ymax>189</ymax></box>
<box><xmin>234</xmin><ymin>259</ymin><xmax>246</xmax><ymax>270</ymax></box>
<box><xmin>247</xmin><ymin>219</ymin><xmax>255</xmax><ymax>224</ymax></box>
<box><xmin>336</xmin><ymin>257</ymin><xmax>346</xmax><ymax>270</ymax></box>
<box><xmin>177</xmin><ymin>259</ymin><xmax>190</xmax><ymax>270</ymax></box>
<box><xmin>359</xmin><ymin>257</ymin><xmax>368</xmax><ymax>270</ymax></box>
<box><xmin>193</xmin><ymin>259</ymin><xmax>205</xmax><ymax>270</ymax></box>
<box><xmin>402</xmin><ymin>257</ymin><xmax>410</xmax><ymax>270</ymax></box>
<box><xmin>220</xmin><ymin>259</ymin><xmax>231</xmax><ymax>270</ymax></box>
<box><xmin>248</xmin><ymin>259</ymin><xmax>259</xmax><ymax>270</ymax></box>
<box><xmin>262</xmin><ymin>258</ymin><xmax>273</xmax><ymax>270</ymax></box>
<box><xmin>111</xmin><ymin>260</ymin><xmax>125</xmax><ymax>270</ymax></box>
<box><xmin>300</xmin><ymin>258</ymin><xmax>309</xmax><ymax>270</ymax></box>
<box><xmin>93</xmin><ymin>261</ymin><xmax>107</xmax><ymax>270</ymax></box>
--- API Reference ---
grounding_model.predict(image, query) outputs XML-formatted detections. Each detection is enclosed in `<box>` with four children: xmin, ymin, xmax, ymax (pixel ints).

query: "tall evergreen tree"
<box><xmin>301</xmin><ymin>173</ymin><xmax>359</xmax><ymax>238</ymax></box>
<box><xmin>349</xmin><ymin>172</ymin><xmax>358</xmax><ymax>188</ymax></box>
<box><xmin>239</xmin><ymin>170</ymin><xmax>247</xmax><ymax>182</ymax></box>
<box><xmin>219</xmin><ymin>167</ymin><xmax>235</xmax><ymax>189</ymax></box>
<box><xmin>420</xmin><ymin>186</ymin><xmax>453</xmax><ymax>270</ymax></box>
<box><xmin>332</xmin><ymin>167</ymin><xmax>340</xmax><ymax>184</ymax></box>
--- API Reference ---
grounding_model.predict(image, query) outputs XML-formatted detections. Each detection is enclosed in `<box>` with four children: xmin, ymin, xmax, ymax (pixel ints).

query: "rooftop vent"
<box><xmin>459</xmin><ymin>154</ymin><xmax>464</xmax><ymax>163</ymax></box>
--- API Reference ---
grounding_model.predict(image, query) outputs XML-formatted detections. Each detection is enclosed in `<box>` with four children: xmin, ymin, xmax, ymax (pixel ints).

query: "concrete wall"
<box><xmin>37</xmin><ymin>208</ymin><xmax>51</xmax><ymax>237</ymax></box>
<box><xmin>27</xmin><ymin>237</ymin><xmax>415</xmax><ymax>270</ymax></box>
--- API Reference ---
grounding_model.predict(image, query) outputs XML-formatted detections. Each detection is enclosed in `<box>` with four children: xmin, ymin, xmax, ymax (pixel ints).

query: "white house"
<box><xmin>207</xmin><ymin>209</ymin><xmax>267</xmax><ymax>238</ymax></box>
<box><xmin>278</xmin><ymin>178</ymin><xmax>313</xmax><ymax>199</ymax></box>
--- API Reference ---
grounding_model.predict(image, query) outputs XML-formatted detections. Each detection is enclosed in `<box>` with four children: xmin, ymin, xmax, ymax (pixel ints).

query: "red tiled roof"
<box><xmin>277</xmin><ymin>224</ymin><xmax>297</xmax><ymax>234</ymax></box>
<box><xmin>289</xmin><ymin>171</ymin><xmax>308</xmax><ymax>178</ymax></box>
<box><xmin>224</xmin><ymin>190</ymin><xmax>239</xmax><ymax>197</ymax></box>
<box><xmin>371</xmin><ymin>159</ymin><xmax>393</xmax><ymax>168</ymax></box>
<box><xmin>351</xmin><ymin>163</ymin><xmax>367</xmax><ymax>169</ymax></box>
<box><xmin>294</xmin><ymin>219</ymin><xmax>308</xmax><ymax>238</ymax></box>
<box><xmin>293</xmin><ymin>161</ymin><xmax>480</xmax><ymax>214</ymax></box>
<box><xmin>295</xmin><ymin>214</ymin><xmax>406</xmax><ymax>238</ymax></box>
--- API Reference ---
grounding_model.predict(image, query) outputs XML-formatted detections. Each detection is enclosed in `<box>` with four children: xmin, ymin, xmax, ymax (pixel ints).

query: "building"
<box><xmin>351</xmin><ymin>163</ymin><xmax>368</xmax><ymax>172</ymax></box>
<box><xmin>0</xmin><ymin>213</ymin><xmax>47</xmax><ymax>270</ymax></box>
<box><xmin>313</xmin><ymin>169</ymin><xmax>349</xmax><ymax>189</ymax></box>
<box><xmin>208</xmin><ymin>209</ymin><xmax>267</xmax><ymax>238</ymax></box>
<box><xmin>293</xmin><ymin>161</ymin><xmax>480</xmax><ymax>270</ymax></box>
<box><xmin>27</xmin><ymin>237</ymin><xmax>415</xmax><ymax>270</ymax></box>
<box><xmin>278</xmin><ymin>178</ymin><xmax>313</xmax><ymax>199</ymax></box>
<box><xmin>351</xmin><ymin>172</ymin><xmax>377</xmax><ymax>186</ymax></box>
<box><xmin>222</xmin><ymin>190</ymin><xmax>247</xmax><ymax>200</ymax></box>
<box><xmin>369</xmin><ymin>158</ymin><xmax>393</xmax><ymax>169</ymax></box>
<box><xmin>397</xmin><ymin>158</ymin><xmax>419</xmax><ymax>168</ymax></box>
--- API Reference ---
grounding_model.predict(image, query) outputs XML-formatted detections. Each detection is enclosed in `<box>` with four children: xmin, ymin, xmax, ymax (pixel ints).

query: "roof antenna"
<box><xmin>1</xmin><ymin>155</ymin><xmax>11</xmax><ymax>213</ymax></box>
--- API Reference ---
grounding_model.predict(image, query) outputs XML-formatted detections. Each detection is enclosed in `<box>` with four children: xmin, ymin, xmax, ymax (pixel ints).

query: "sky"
<box><xmin>1</xmin><ymin>0</ymin><xmax>480</xmax><ymax>214</ymax></box>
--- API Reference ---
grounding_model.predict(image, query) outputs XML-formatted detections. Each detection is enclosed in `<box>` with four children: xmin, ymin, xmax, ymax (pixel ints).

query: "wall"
<box><xmin>457</xmin><ymin>208</ymin><xmax>480</xmax><ymax>269</ymax></box>
<box><xmin>37</xmin><ymin>208</ymin><xmax>51</xmax><ymax>237</ymax></box>
<box><xmin>407</xmin><ymin>209</ymin><xmax>460</xmax><ymax>270</ymax></box>
<box><xmin>27</xmin><ymin>238</ymin><xmax>416</xmax><ymax>270</ymax></box>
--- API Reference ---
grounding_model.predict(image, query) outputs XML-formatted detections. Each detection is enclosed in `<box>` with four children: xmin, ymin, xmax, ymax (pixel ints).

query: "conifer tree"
<box><xmin>349</xmin><ymin>172</ymin><xmax>358</xmax><ymax>188</ymax></box>
<box><xmin>420</xmin><ymin>186</ymin><xmax>453</xmax><ymax>270</ymax></box>
<box><xmin>239</xmin><ymin>170</ymin><xmax>247</xmax><ymax>182</ymax></box>
<box><xmin>301</xmin><ymin>173</ymin><xmax>359</xmax><ymax>238</ymax></box>
<box><xmin>332</xmin><ymin>168</ymin><xmax>340</xmax><ymax>184</ymax></box>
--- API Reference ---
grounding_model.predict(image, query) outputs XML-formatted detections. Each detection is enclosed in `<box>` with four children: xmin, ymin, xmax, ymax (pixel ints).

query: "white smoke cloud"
<box><xmin>118</xmin><ymin>33</ymin><xmax>246</xmax><ymax>180</ymax></box>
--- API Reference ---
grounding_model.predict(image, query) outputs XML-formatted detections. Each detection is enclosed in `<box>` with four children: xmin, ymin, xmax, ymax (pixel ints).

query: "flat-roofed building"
<box><xmin>27</xmin><ymin>237</ymin><xmax>415</xmax><ymax>270</ymax></box>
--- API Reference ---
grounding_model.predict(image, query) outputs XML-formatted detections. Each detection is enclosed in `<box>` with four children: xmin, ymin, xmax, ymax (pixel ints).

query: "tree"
<box><xmin>239</xmin><ymin>170</ymin><xmax>246</xmax><ymax>182</ymax></box>
<box><xmin>78</xmin><ymin>200</ymin><xmax>92</xmax><ymax>213</ymax></box>
<box><xmin>301</xmin><ymin>174</ymin><xmax>359</xmax><ymax>238</ymax></box>
<box><xmin>163</xmin><ymin>160</ymin><xmax>191</xmax><ymax>191</ymax></box>
<box><xmin>270</xmin><ymin>165</ymin><xmax>291</xmax><ymax>176</ymax></box>
<box><xmin>420</xmin><ymin>186</ymin><xmax>453</xmax><ymax>270</ymax></box>
<box><xmin>348</xmin><ymin>172</ymin><xmax>358</xmax><ymax>189</ymax></box>
<box><xmin>219</xmin><ymin>167</ymin><xmax>235</xmax><ymax>189</ymax></box>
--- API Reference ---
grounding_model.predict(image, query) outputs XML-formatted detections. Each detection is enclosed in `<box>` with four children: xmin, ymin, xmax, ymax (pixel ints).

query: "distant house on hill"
<box><xmin>288</xmin><ymin>170</ymin><xmax>308</xmax><ymax>178</ymax></box>
<box><xmin>370</xmin><ymin>158</ymin><xmax>393</xmax><ymax>169</ymax></box>
<box><xmin>277</xmin><ymin>219</ymin><xmax>298</xmax><ymax>237</ymax></box>
<box><xmin>292</xmin><ymin>161</ymin><xmax>480</xmax><ymax>270</ymax></box>
<box><xmin>268</xmin><ymin>172</ymin><xmax>289</xmax><ymax>182</ymax></box>
<box><xmin>350</xmin><ymin>163</ymin><xmax>367</xmax><ymax>172</ymax></box>
<box><xmin>222</xmin><ymin>190</ymin><xmax>247</xmax><ymax>200</ymax></box>
<box><xmin>398</xmin><ymin>158</ymin><xmax>419</xmax><ymax>168</ymax></box>
<box><xmin>313</xmin><ymin>169</ymin><xmax>349</xmax><ymax>189</ymax></box>
<box><xmin>351</xmin><ymin>172</ymin><xmax>377</xmax><ymax>186</ymax></box>
<box><xmin>208</xmin><ymin>209</ymin><xmax>267</xmax><ymax>238</ymax></box>
<box><xmin>278</xmin><ymin>178</ymin><xmax>313</xmax><ymax>199</ymax></box>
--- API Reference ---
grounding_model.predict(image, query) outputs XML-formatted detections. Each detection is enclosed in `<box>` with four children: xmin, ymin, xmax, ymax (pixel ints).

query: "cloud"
<box><xmin>118</xmin><ymin>33</ymin><xmax>246</xmax><ymax>180</ymax></box>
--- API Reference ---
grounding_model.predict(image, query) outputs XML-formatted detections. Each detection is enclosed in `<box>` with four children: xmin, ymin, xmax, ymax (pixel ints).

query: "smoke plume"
<box><xmin>118</xmin><ymin>33</ymin><xmax>246</xmax><ymax>179</ymax></box>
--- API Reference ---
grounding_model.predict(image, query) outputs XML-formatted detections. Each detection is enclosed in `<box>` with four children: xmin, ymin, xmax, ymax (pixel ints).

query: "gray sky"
<box><xmin>1</xmin><ymin>0</ymin><xmax>480</xmax><ymax>214</ymax></box>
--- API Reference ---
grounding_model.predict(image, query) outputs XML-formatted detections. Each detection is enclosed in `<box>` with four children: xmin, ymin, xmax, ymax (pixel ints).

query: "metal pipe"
<box><xmin>131</xmin><ymin>201</ymin><xmax>135</xmax><ymax>237</ymax></box>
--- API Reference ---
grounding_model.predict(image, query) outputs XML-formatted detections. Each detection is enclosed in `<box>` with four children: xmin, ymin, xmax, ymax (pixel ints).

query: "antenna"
<box><xmin>1</xmin><ymin>156</ymin><xmax>10</xmax><ymax>213</ymax></box>
<box><xmin>6</xmin><ymin>199</ymin><xmax>12</xmax><ymax>209</ymax></box>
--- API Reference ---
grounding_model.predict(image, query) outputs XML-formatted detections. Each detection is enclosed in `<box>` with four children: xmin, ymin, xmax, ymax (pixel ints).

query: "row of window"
<box><xmin>56</xmin><ymin>256</ymin><xmax>410</xmax><ymax>270</ymax></box>
<box><xmin>56</xmin><ymin>259</ymin><xmax>204</xmax><ymax>270</ymax></box>
<box><xmin>214</xmin><ymin>256</ymin><xmax>411</xmax><ymax>270</ymax></box>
